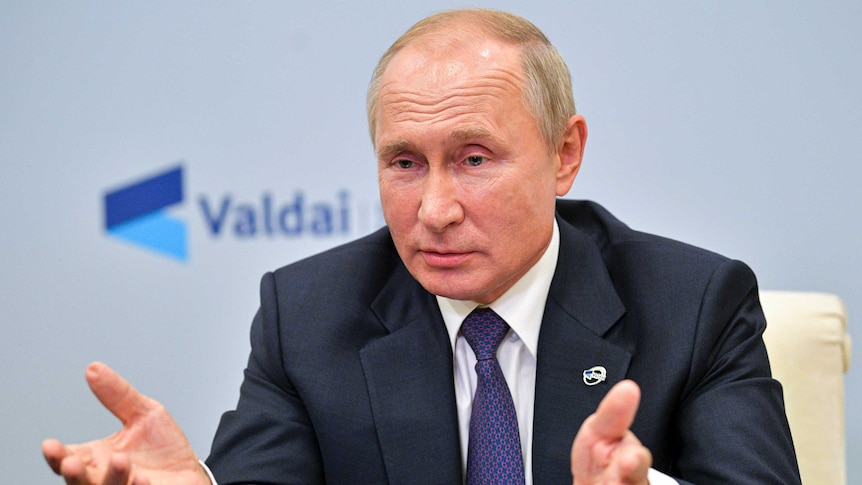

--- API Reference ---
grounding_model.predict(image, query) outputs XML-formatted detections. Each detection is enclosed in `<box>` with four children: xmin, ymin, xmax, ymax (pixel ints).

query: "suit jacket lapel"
<box><xmin>360</xmin><ymin>262</ymin><xmax>462</xmax><ymax>484</ymax></box>
<box><xmin>532</xmin><ymin>216</ymin><xmax>632</xmax><ymax>484</ymax></box>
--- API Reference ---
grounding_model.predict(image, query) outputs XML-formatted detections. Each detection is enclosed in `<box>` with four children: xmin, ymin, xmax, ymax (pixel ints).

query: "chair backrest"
<box><xmin>760</xmin><ymin>291</ymin><xmax>852</xmax><ymax>485</ymax></box>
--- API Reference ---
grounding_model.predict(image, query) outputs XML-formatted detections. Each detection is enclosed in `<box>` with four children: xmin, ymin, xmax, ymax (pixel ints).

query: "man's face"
<box><xmin>375</xmin><ymin>33</ymin><xmax>583</xmax><ymax>304</ymax></box>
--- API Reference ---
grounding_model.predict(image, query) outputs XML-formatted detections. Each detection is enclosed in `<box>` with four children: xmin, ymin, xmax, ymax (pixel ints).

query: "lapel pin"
<box><xmin>583</xmin><ymin>365</ymin><xmax>607</xmax><ymax>386</ymax></box>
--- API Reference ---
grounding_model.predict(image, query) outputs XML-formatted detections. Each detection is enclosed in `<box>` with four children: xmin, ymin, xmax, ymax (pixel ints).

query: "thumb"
<box><xmin>86</xmin><ymin>361</ymin><xmax>155</xmax><ymax>426</ymax></box>
<box><xmin>590</xmin><ymin>379</ymin><xmax>641</xmax><ymax>441</ymax></box>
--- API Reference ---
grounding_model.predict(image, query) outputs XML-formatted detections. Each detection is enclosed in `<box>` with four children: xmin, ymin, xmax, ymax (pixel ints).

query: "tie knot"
<box><xmin>461</xmin><ymin>308</ymin><xmax>510</xmax><ymax>361</ymax></box>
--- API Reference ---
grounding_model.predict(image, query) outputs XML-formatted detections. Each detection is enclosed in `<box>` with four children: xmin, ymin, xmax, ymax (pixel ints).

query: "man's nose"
<box><xmin>417</xmin><ymin>170</ymin><xmax>464</xmax><ymax>233</ymax></box>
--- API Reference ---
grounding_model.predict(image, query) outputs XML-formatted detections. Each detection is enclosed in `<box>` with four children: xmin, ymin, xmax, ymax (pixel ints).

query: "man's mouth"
<box><xmin>419</xmin><ymin>249</ymin><xmax>474</xmax><ymax>268</ymax></box>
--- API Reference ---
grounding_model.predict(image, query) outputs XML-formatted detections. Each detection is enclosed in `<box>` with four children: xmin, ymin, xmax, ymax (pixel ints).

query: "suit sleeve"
<box><xmin>205</xmin><ymin>272</ymin><xmax>325</xmax><ymax>485</ymax></box>
<box><xmin>670</xmin><ymin>259</ymin><xmax>800</xmax><ymax>484</ymax></box>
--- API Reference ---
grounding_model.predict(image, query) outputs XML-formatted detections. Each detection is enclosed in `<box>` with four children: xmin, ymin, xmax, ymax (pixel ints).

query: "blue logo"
<box><xmin>103</xmin><ymin>163</ymin><xmax>384</xmax><ymax>262</ymax></box>
<box><xmin>104</xmin><ymin>165</ymin><xmax>188</xmax><ymax>261</ymax></box>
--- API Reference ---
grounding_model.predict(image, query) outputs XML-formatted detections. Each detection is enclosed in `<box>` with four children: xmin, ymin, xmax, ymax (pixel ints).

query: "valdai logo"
<box><xmin>104</xmin><ymin>164</ymin><xmax>372</xmax><ymax>261</ymax></box>
<box><xmin>104</xmin><ymin>165</ymin><xmax>188</xmax><ymax>261</ymax></box>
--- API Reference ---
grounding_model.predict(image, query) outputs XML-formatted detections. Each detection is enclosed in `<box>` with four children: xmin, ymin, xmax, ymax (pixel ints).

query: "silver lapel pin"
<box><xmin>582</xmin><ymin>365</ymin><xmax>607</xmax><ymax>386</ymax></box>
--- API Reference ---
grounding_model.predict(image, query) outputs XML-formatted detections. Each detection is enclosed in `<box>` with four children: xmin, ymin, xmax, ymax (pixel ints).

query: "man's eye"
<box><xmin>395</xmin><ymin>159</ymin><xmax>414</xmax><ymax>169</ymax></box>
<box><xmin>465</xmin><ymin>155</ymin><xmax>486</xmax><ymax>167</ymax></box>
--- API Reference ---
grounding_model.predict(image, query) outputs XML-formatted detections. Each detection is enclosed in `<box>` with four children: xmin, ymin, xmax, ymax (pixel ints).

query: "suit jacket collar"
<box><xmin>531</xmin><ymin>212</ymin><xmax>632</xmax><ymax>484</ymax></box>
<box><xmin>548</xmin><ymin>210</ymin><xmax>626</xmax><ymax>336</ymax></box>
<box><xmin>360</xmin><ymin>258</ymin><xmax>462</xmax><ymax>484</ymax></box>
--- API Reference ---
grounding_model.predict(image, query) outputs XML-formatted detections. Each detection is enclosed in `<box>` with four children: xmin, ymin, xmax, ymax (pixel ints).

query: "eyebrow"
<box><xmin>450</xmin><ymin>126</ymin><xmax>493</xmax><ymax>143</ymax></box>
<box><xmin>377</xmin><ymin>140</ymin><xmax>412</xmax><ymax>160</ymax></box>
<box><xmin>376</xmin><ymin>126</ymin><xmax>498</xmax><ymax>160</ymax></box>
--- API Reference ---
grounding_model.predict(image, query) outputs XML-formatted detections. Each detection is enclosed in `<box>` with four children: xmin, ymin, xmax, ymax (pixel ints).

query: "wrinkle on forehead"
<box><xmin>378</xmin><ymin>63</ymin><xmax>524</xmax><ymax>124</ymax></box>
<box><xmin>374</xmin><ymin>32</ymin><xmax>531</xmax><ymax>148</ymax></box>
<box><xmin>381</xmin><ymin>81</ymin><xmax>516</xmax><ymax>119</ymax></box>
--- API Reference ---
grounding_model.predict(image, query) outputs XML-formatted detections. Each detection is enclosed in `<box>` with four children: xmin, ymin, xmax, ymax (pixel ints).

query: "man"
<box><xmin>43</xmin><ymin>8</ymin><xmax>800</xmax><ymax>485</ymax></box>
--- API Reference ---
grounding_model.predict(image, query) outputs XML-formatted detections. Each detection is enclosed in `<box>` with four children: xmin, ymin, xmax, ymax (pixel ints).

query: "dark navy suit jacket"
<box><xmin>207</xmin><ymin>199</ymin><xmax>800</xmax><ymax>484</ymax></box>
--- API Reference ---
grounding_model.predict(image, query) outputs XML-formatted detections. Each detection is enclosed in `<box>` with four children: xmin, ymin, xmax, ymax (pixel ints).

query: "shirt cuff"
<box><xmin>200</xmin><ymin>459</ymin><xmax>218</xmax><ymax>485</ymax></box>
<box><xmin>648</xmin><ymin>467</ymin><xmax>678</xmax><ymax>484</ymax></box>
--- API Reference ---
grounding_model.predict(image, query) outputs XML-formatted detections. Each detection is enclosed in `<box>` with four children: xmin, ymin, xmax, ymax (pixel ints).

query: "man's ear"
<box><xmin>555</xmin><ymin>114</ymin><xmax>588</xmax><ymax>196</ymax></box>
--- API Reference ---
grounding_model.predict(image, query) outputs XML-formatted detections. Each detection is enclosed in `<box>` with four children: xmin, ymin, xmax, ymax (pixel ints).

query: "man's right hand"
<box><xmin>42</xmin><ymin>362</ymin><xmax>212</xmax><ymax>485</ymax></box>
<box><xmin>570</xmin><ymin>380</ymin><xmax>652</xmax><ymax>485</ymax></box>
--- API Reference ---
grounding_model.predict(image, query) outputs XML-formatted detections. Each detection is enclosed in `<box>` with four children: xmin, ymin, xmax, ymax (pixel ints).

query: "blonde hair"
<box><xmin>366</xmin><ymin>8</ymin><xmax>576</xmax><ymax>152</ymax></box>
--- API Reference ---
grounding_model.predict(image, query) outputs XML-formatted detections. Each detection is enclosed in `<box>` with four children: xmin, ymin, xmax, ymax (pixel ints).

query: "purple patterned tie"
<box><xmin>461</xmin><ymin>307</ymin><xmax>526</xmax><ymax>485</ymax></box>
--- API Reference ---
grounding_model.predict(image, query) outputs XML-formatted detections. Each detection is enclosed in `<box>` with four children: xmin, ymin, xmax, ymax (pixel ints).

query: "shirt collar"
<box><xmin>436</xmin><ymin>219</ymin><xmax>560</xmax><ymax>358</ymax></box>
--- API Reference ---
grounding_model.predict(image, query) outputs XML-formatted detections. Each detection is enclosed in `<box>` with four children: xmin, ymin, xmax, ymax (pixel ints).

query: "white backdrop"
<box><xmin>2</xmin><ymin>2</ymin><xmax>859</xmax><ymax>483</ymax></box>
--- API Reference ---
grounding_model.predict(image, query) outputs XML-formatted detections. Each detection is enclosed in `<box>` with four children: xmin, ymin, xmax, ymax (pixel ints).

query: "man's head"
<box><xmin>368</xmin><ymin>9</ymin><xmax>576</xmax><ymax>152</ymax></box>
<box><xmin>371</xmin><ymin>9</ymin><xmax>587</xmax><ymax>304</ymax></box>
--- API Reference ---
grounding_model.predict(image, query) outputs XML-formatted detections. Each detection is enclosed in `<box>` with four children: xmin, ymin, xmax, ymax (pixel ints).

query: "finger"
<box><xmin>42</xmin><ymin>438</ymin><xmax>68</xmax><ymax>474</ymax></box>
<box><xmin>132</xmin><ymin>474</ymin><xmax>151</xmax><ymax>485</ymax></box>
<box><xmin>59</xmin><ymin>455</ymin><xmax>86</xmax><ymax>485</ymax></box>
<box><xmin>590</xmin><ymin>379</ymin><xmax>641</xmax><ymax>442</ymax></box>
<box><xmin>85</xmin><ymin>362</ymin><xmax>154</xmax><ymax>426</ymax></box>
<box><xmin>103</xmin><ymin>453</ymin><xmax>132</xmax><ymax>485</ymax></box>
<box><xmin>607</xmin><ymin>432</ymin><xmax>652</xmax><ymax>482</ymax></box>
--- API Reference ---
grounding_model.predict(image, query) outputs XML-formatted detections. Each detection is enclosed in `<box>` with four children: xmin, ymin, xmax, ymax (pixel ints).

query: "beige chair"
<box><xmin>760</xmin><ymin>291</ymin><xmax>852</xmax><ymax>485</ymax></box>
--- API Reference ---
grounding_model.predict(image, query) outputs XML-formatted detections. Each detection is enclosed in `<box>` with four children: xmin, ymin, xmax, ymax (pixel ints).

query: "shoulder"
<box><xmin>557</xmin><ymin>198</ymin><xmax>744</xmax><ymax>272</ymax></box>
<box><xmin>557</xmin><ymin>199</ymin><xmax>726</xmax><ymax>262</ymax></box>
<box><xmin>264</xmin><ymin>227</ymin><xmax>405</xmax><ymax>308</ymax></box>
<box><xmin>555</xmin><ymin>199</ymin><xmax>757</xmax><ymax>302</ymax></box>
<box><xmin>272</xmin><ymin>226</ymin><xmax>399</xmax><ymax>276</ymax></box>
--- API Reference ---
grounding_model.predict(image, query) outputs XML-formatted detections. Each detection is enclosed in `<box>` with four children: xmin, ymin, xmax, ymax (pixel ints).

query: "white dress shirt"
<box><xmin>437</xmin><ymin>220</ymin><xmax>675</xmax><ymax>485</ymax></box>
